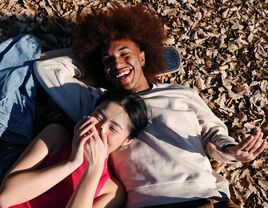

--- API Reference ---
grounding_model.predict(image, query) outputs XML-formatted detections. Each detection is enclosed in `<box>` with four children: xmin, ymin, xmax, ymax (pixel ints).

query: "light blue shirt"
<box><xmin>0</xmin><ymin>34</ymin><xmax>41</xmax><ymax>144</ymax></box>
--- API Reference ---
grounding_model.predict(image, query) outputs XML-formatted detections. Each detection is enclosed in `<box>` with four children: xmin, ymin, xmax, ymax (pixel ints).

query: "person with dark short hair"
<box><xmin>32</xmin><ymin>3</ymin><xmax>267</xmax><ymax>208</ymax></box>
<box><xmin>0</xmin><ymin>89</ymin><xmax>149</xmax><ymax>208</ymax></box>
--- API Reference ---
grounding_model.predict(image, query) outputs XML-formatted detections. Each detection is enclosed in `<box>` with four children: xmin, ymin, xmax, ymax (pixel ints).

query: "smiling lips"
<box><xmin>110</xmin><ymin>68</ymin><xmax>133</xmax><ymax>81</ymax></box>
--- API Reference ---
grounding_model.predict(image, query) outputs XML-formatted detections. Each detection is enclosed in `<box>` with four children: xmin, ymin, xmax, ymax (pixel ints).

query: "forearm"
<box><xmin>0</xmin><ymin>160</ymin><xmax>79</xmax><ymax>207</ymax></box>
<box><xmin>67</xmin><ymin>165</ymin><xmax>103</xmax><ymax>208</ymax></box>
<box><xmin>206</xmin><ymin>142</ymin><xmax>238</xmax><ymax>163</ymax></box>
<box><xmin>33</xmin><ymin>57</ymin><xmax>100</xmax><ymax>122</ymax></box>
<box><xmin>202</xmin><ymin>126</ymin><xmax>238</xmax><ymax>162</ymax></box>
<box><xmin>191</xmin><ymin>92</ymin><xmax>238</xmax><ymax>149</ymax></box>
<box><xmin>203</xmin><ymin>130</ymin><xmax>238</xmax><ymax>150</ymax></box>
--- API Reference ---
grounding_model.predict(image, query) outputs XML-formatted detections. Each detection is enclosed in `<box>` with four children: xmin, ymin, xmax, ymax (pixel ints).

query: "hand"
<box><xmin>69</xmin><ymin>116</ymin><xmax>95</xmax><ymax>167</ymax></box>
<box><xmin>207</xmin><ymin>131</ymin><xmax>267</xmax><ymax>162</ymax></box>
<box><xmin>224</xmin><ymin>131</ymin><xmax>267</xmax><ymax>162</ymax></box>
<box><xmin>83</xmin><ymin>125</ymin><xmax>108</xmax><ymax>170</ymax></box>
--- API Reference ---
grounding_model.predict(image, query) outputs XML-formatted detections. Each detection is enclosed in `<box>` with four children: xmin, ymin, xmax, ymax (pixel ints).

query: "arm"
<box><xmin>207</xmin><ymin>130</ymin><xmax>267</xmax><ymax>162</ymax></box>
<box><xmin>67</xmin><ymin>162</ymin><xmax>104</xmax><ymax>208</ymax></box>
<box><xmin>33</xmin><ymin>55</ymin><xmax>102</xmax><ymax>123</ymax></box>
<box><xmin>68</xmin><ymin>173</ymin><xmax>126</xmax><ymax>208</ymax></box>
<box><xmin>67</xmin><ymin>119</ymin><xmax>107</xmax><ymax>208</ymax></box>
<box><xmin>191</xmin><ymin>91</ymin><xmax>267</xmax><ymax>162</ymax></box>
<box><xmin>92</xmin><ymin>178</ymin><xmax>126</xmax><ymax>208</ymax></box>
<box><xmin>190</xmin><ymin>91</ymin><xmax>237</xmax><ymax>149</ymax></box>
<box><xmin>0</xmin><ymin>124</ymin><xmax>75</xmax><ymax>207</ymax></box>
<box><xmin>67</xmin><ymin>118</ymin><xmax>125</xmax><ymax>208</ymax></box>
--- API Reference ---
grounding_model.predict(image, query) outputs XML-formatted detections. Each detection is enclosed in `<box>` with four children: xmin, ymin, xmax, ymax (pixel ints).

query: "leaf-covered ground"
<box><xmin>0</xmin><ymin>0</ymin><xmax>267</xmax><ymax>207</ymax></box>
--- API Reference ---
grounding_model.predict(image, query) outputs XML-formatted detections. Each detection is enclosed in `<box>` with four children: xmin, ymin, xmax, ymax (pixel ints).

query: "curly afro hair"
<box><xmin>71</xmin><ymin>3</ymin><xmax>167</xmax><ymax>88</ymax></box>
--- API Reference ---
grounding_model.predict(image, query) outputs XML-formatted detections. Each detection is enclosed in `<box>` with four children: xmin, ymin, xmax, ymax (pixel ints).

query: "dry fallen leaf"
<box><xmin>0</xmin><ymin>0</ymin><xmax>267</xmax><ymax>207</ymax></box>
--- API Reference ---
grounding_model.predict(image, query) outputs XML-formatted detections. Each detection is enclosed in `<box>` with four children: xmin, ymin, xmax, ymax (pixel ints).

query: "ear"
<box><xmin>121</xmin><ymin>138</ymin><xmax>133</xmax><ymax>146</ymax></box>
<box><xmin>140</xmin><ymin>51</ymin><xmax>145</xmax><ymax>67</ymax></box>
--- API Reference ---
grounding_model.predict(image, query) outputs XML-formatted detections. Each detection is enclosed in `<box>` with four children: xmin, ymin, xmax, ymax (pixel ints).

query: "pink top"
<box><xmin>11</xmin><ymin>144</ymin><xmax>110</xmax><ymax>208</ymax></box>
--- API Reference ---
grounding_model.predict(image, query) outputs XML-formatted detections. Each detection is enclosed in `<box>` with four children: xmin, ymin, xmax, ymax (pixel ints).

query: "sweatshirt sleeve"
<box><xmin>33</xmin><ymin>56</ymin><xmax>101</xmax><ymax>122</ymax></box>
<box><xmin>190</xmin><ymin>91</ymin><xmax>238</xmax><ymax>149</ymax></box>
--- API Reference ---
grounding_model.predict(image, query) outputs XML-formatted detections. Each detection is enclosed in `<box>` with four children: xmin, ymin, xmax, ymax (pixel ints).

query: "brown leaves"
<box><xmin>159</xmin><ymin>0</ymin><xmax>268</xmax><ymax>134</ymax></box>
<box><xmin>0</xmin><ymin>0</ymin><xmax>267</xmax><ymax>207</ymax></box>
<box><xmin>156</xmin><ymin>0</ymin><xmax>267</xmax><ymax>207</ymax></box>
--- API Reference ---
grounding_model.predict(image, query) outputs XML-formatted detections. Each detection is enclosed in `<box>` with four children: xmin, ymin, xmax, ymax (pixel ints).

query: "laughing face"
<box><xmin>101</xmin><ymin>39</ymin><xmax>149</xmax><ymax>93</ymax></box>
<box><xmin>90</xmin><ymin>101</ymin><xmax>132</xmax><ymax>154</ymax></box>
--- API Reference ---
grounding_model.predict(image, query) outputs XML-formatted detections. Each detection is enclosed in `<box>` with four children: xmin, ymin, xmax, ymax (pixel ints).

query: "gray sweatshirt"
<box><xmin>111</xmin><ymin>84</ymin><xmax>237</xmax><ymax>207</ymax></box>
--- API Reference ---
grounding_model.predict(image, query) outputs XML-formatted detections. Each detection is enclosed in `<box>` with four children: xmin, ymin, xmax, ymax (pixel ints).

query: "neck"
<box><xmin>135</xmin><ymin>83</ymin><xmax>153</xmax><ymax>94</ymax></box>
<box><xmin>133</xmin><ymin>80</ymin><xmax>150</xmax><ymax>93</ymax></box>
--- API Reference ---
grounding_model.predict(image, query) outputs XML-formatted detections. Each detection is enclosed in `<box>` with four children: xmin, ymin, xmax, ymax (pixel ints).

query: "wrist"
<box><xmin>221</xmin><ymin>144</ymin><xmax>237</xmax><ymax>153</ymax></box>
<box><xmin>86</xmin><ymin>160</ymin><xmax>105</xmax><ymax>175</ymax></box>
<box><xmin>84</xmin><ymin>166</ymin><xmax>103</xmax><ymax>179</ymax></box>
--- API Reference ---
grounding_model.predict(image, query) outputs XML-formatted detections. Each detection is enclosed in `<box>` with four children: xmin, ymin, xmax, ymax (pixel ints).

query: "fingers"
<box><xmin>75</xmin><ymin>117</ymin><xmax>95</xmax><ymax>138</ymax></box>
<box><xmin>101</xmin><ymin>128</ymin><xmax>108</xmax><ymax>147</ymax></box>
<box><xmin>81</xmin><ymin>124</ymin><xmax>103</xmax><ymax>144</ymax></box>
<box><xmin>248</xmin><ymin>132</ymin><xmax>263</xmax><ymax>154</ymax></box>
<box><xmin>74</xmin><ymin>118</ymin><xmax>108</xmax><ymax>153</ymax></box>
<box><xmin>74</xmin><ymin>116</ymin><xmax>88</xmax><ymax>133</ymax></box>
<box><xmin>237</xmin><ymin>134</ymin><xmax>254</xmax><ymax>151</ymax></box>
<box><xmin>90</xmin><ymin>125</ymin><xmax>99</xmax><ymax>138</ymax></box>
<box><xmin>79</xmin><ymin>117</ymin><xmax>92</xmax><ymax>130</ymax></box>
<box><xmin>83</xmin><ymin>125</ymin><xmax>108</xmax><ymax>161</ymax></box>
<box><xmin>252</xmin><ymin>138</ymin><xmax>267</xmax><ymax>156</ymax></box>
<box><xmin>235</xmin><ymin>131</ymin><xmax>267</xmax><ymax>162</ymax></box>
<box><xmin>80</xmin><ymin>129</ymin><xmax>94</xmax><ymax>144</ymax></box>
<box><xmin>238</xmin><ymin>131</ymin><xmax>260</xmax><ymax>151</ymax></box>
<box><xmin>241</xmin><ymin>131</ymin><xmax>263</xmax><ymax>152</ymax></box>
<box><xmin>90</xmin><ymin>125</ymin><xmax>107</xmax><ymax>146</ymax></box>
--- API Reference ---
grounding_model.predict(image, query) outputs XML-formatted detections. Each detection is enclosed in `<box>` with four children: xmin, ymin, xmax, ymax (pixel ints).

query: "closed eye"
<box><xmin>121</xmin><ymin>52</ymin><xmax>130</xmax><ymax>56</ymax></box>
<box><xmin>110</xmin><ymin>125</ymin><xmax>120</xmax><ymax>133</ymax></box>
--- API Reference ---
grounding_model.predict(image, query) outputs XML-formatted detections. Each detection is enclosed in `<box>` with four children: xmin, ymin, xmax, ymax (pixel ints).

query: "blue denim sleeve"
<box><xmin>0</xmin><ymin>34</ymin><xmax>41</xmax><ymax>144</ymax></box>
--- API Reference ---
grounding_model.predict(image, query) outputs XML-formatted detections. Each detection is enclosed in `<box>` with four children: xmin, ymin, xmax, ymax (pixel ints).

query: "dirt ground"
<box><xmin>0</xmin><ymin>0</ymin><xmax>267</xmax><ymax>207</ymax></box>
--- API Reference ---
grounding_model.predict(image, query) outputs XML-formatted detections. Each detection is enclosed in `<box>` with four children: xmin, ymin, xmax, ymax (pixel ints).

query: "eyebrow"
<box><xmin>97</xmin><ymin>110</ymin><xmax>124</xmax><ymax>131</ymax></box>
<box><xmin>102</xmin><ymin>46</ymin><xmax>131</xmax><ymax>57</ymax></box>
<box><xmin>118</xmin><ymin>46</ymin><xmax>130</xmax><ymax>51</ymax></box>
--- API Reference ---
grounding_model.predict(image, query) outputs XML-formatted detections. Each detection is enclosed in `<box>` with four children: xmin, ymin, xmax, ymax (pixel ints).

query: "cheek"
<box><xmin>107</xmin><ymin>136</ymin><xmax>120</xmax><ymax>148</ymax></box>
<box><xmin>125</xmin><ymin>56</ymin><xmax>135</xmax><ymax>64</ymax></box>
<box><xmin>107</xmin><ymin>134</ymin><xmax>128</xmax><ymax>151</ymax></box>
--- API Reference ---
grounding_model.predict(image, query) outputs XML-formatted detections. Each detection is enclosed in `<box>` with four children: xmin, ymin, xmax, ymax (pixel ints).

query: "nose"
<box><xmin>103</xmin><ymin>55</ymin><xmax>124</xmax><ymax>76</ymax></box>
<box><xmin>114</xmin><ymin>56</ymin><xmax>124</xmax><ymax>69</ymax></box>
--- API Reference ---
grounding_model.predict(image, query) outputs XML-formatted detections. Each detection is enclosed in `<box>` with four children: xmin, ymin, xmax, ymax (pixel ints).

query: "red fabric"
<box><xmin>11</xmin><ymin>144</ymin><xmax>110</xmax><ymax>208</ymax></box>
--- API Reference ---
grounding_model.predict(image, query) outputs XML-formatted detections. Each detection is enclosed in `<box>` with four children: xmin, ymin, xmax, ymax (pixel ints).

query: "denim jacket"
<box><xmin>0</xmin><ymin>34</ymin><xmax>41</xmax><ymax>144</ymax></box>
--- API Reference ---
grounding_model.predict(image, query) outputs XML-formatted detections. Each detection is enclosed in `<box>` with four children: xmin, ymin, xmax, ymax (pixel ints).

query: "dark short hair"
<box><xmin>97</xmin><ymin>89</ymin><xmax>149</xmax><ymax>138</ymax></box>
<box><xmin>71</xmin><ymin>3</ymin><xmax>166</xmax><ymax>88</ymax></box>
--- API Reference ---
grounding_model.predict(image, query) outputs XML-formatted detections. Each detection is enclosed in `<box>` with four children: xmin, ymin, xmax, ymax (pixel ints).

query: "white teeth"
<box><xmin>116</xmin><ymin>70</ymin><xmax>130</xmax><ymax>78</ymax></box>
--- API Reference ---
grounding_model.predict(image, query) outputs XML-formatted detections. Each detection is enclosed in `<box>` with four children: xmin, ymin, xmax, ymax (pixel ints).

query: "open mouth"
<box><xmin>111</xmin><ymin>68</ymin><xmax>133</xmax><ymax>81</ymax></box>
